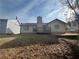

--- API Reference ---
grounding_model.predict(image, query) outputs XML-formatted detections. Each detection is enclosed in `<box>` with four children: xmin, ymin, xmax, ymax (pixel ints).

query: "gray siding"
<box><xmin>0</xmin><ymin>19</ymin><xmax>7</xmax><ymax>34</ymax></box>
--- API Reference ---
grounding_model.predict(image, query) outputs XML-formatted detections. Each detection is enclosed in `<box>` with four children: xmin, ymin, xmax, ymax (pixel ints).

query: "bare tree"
<box><xmin>67</xmin><ymin>0</ymin><xmax>79</xmax><ymax>18</ymax></box>
<box><xmin>16</xmin><ymin>16</ymin><xmax>21</xmax><ymax>34</ymax></box>
<box><xmin>60</xmin><ymin>0</ymin><xmax>79</xmax><ymax>18</ymax></box>
<box><xmin>16</xmin><ymin>16</ymin><xmax>21</xmax><ymax>25</ymax></box>
<box><xmin>60</xmin><ymin>0</ymin><xmax>79</xmax><ymax>26</ymax></box>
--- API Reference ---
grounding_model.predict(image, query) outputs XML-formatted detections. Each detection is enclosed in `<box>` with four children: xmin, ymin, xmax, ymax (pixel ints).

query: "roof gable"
<box><xmin>46</xmin><ymin>19</ymin><xmax>66</xmax><ymax>25</ymax></box>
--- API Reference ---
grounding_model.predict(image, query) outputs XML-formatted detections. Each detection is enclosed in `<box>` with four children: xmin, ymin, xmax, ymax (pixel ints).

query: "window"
<box><xmin>23</xmin><ymin>25</ymin><xmax>29</xmax><ymax>31</ymax></box>
<box><xmin>54</xmin><ymin>24</ymin><xmax>59</xmax><ymax>29</ymax></box>
<box><xmin>26</xmin><ymin>25</ymin><xmax>29</xmax><ymax>30</ymax></box>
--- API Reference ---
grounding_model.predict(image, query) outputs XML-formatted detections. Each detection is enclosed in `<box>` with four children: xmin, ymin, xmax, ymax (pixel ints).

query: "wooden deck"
<box><xmin>56</xmin><ymin>33</ymin><xmax>79</xmax><ymax>39</ymax></box>
<box><xmin>56</xmin><ymin>33</ymin><xmax>79</xmax><ymax>36</ymax></box>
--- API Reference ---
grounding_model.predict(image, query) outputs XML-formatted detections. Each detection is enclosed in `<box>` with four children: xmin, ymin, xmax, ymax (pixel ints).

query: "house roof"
<box><xmin>21</xmin><ymin>23</ymin><xmax>47</xmax><ymax>26</ymax></box>
<box><xmin>46</xmin><ymin>19</ymin><xmax>66</xmax><ymax>25</ymax></box>
<box><xmin>20</xmin><ymin>23</ymin><xmax>37</xmax><ymax>26</ymax></box>
<box><xmin>20</xmin><ymin>19</ymin><xmax>66</xmax><ymax>26</ymax></box>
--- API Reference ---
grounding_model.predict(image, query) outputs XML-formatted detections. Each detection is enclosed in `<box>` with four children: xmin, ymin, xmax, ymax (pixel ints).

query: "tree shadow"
<box><xmin>0</xmin><ymin>34</ymin><xmax>59</xmax><ymax>49</ymax></box>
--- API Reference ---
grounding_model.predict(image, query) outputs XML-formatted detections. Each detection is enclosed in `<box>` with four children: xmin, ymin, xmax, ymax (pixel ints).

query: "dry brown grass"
<box><xmin>0</xmin><ymin>37</ymin><xmax>15</xmax><ymax>46</ymax></box>
<box><xmin>0</xmin><ymin>34</ymin><xmax>78</xmax><ymax>59</ymax></box>
<box><xmin>0</xmin><ymin>43</ymin><xmax>73</xmax><ymax>59</ymax></box>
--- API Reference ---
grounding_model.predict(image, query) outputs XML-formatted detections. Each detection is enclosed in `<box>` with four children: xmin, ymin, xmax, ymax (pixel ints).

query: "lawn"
<box><xmin>0</xmin><ymin>34</ymin><xmax>79</xmax><ymax>59</ymax></box>
<box><xmin>0</xmin><ymin>34</ymin><xmax>58</xmax><ymax>48</ymax></box>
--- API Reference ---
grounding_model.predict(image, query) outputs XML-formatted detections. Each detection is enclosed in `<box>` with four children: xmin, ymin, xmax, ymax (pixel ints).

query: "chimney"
<box><xmin>37</xmin><ymin>16</ymin><xmax>42</xmax><ymax>24</ymax></box>
<box><xmin>37</xmin><ymin>16</ymin><xmax>43</xmax><ymax>33</ymax></box>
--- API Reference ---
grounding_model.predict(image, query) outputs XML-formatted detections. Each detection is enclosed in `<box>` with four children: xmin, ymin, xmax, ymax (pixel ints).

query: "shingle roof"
<box><xmin>21</xmin><ymin>23</ymin><xmax>47</xmax><ymax>26</ymax></box>
<box><xmin>20</xmin><ymin>23</ymin><xmax>37</xmax><ymax>26</ymax></box>
<box><xmin>20</xmin><ymin>19</ymin><xmax>66</xmax><ymax>26</ymax></box>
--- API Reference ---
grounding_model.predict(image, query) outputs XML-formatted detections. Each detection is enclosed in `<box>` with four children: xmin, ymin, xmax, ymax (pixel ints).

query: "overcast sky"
<box><xmin>0</xmin><ymin>0</ymin><xmax>70</xmax><ymax>23</ymax></box>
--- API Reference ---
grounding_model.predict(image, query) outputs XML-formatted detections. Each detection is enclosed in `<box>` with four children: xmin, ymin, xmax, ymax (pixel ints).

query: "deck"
<box><xmin>56</xmin><ymin>33</ymin><xmax>79</xmax><ymax>39</ymax></box>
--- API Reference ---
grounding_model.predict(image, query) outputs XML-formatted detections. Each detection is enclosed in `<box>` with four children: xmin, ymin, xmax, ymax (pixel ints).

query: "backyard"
<box><xmin>0</xmin><ymin>34</ymin><xmax>79</xmax><ymax>59</ymax></box>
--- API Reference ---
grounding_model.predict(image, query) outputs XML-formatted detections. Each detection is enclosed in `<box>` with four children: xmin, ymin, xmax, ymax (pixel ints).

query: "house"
<box><xmin>20</xmin><ymin>16</ymin><xmax>67</xmax><ymax>34</ymax></box>
<box><xmin>20</xmin><ymin>16</ymin><xmax>50</xmax><ymax>34</ymax></box>
<box><xmin>6</xmin><ymin>20</ymin><xmax>20</xmax><ymax>34</ymax></box>
<box><xmin>0</xmin><ymin>19</ymin><xmax>7</xmax><ymax>34</ymax></box>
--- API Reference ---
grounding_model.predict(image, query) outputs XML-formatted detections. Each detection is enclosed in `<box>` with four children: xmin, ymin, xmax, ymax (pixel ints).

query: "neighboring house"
<box><xmin>0</xmin><ymin>19</ymin><xmax>7</xmax><ymax>34</ymax></box>
<box><xmin>20</xmin><ymin>17</ymin><xmax>67</xmax><ymax>34</ymax></box>
<box><xmin>6</xmin><ymin>20</ymin><xmax>20</xmax><ymax>34</ymax></box>
<box><xmin>46</xmin><ymin>19</ymin><xmax>67</xmax><ymax>34</ymax></box>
